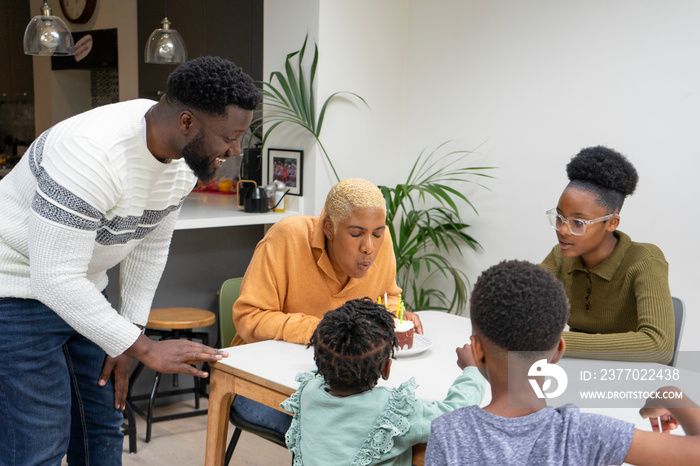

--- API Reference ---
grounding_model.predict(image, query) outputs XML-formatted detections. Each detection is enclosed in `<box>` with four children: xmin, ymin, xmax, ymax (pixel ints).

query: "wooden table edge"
<box><xmin>211</xmin><ymin>360</ymin><xmax>297</xmax><ymax>397</ymax></box>
<box><xmin>206</xmin><ymin>358</ymin><xmax>427</xmax><ymax>465</ymax></box>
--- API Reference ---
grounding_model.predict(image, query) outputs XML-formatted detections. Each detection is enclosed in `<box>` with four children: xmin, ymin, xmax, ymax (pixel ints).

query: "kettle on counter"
<box><xmin>237</xmin><ymin>180</ymin><xmax>289</xmax><ymax>213</ymax></box>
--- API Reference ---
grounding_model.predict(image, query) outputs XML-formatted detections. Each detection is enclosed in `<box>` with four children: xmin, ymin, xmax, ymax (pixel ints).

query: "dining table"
<box><xmin>204</xmin><ymin>311</ymin><xmax>471</xmax><ymax>465</ymax></box>
<box><xmin>204</xmin><ymin>311</ymin><xmax>700</xmax><ymax>465</ymax></box>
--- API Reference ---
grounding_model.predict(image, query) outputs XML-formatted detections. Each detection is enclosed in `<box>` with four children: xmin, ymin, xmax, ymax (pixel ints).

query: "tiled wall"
<box><xmin>91</xmin><ymin>68</ymin><xmax>120</xmax><ymax>108</ymax></box>
<box><xmin>0</xmin><ymin>101</ymin><xmax>34</xmax><ymax>155</ymax></box>
<box><xmin>1</xmin><ymin>67</ymin><xmax>118</xmax><ymax>165</ymax></box>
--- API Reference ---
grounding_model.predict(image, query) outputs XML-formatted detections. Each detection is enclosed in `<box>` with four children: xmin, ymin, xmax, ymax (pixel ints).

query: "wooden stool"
<box><xmin>127</xmin><ymin>307</ymin><xmax>217</xmax><ymax>443</ymax></box>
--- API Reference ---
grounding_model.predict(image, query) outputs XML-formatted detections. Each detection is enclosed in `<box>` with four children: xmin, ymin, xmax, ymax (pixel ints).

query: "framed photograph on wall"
<box><xmin>267</xmin><ymin>148</ymin><xmax>303</xmax><ymax>196</ymax></box>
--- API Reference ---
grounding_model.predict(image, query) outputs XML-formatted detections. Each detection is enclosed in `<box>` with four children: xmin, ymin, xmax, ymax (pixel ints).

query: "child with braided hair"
<box><xmin>281</xmin><ymin>297</ymin><xmax>485</xmax><ymax>466</ymax></box>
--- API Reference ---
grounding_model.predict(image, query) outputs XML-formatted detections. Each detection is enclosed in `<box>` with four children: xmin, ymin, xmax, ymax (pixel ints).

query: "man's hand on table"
<box><xmin>125</xmin><ymin>335</ymin><xmax>229</xmax><ymax>379</ymax></box>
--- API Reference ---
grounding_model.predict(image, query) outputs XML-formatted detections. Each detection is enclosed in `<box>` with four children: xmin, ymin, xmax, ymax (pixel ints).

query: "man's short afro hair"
<box><xmin>470</xmin><ymin>260</ymin><xmax>569</xmax><ymax>352</ymax></box>
<box><xmin>166</xmin><ymin>56</ymin><xmax>261</xmax><ymax>116</ymax></box>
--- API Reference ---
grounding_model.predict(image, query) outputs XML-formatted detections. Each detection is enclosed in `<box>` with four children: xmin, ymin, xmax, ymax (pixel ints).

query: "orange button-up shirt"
<box><xmin>231</xmin><ymin>215</ymin><xmax>401</xmax><ymax>346</ymax></box>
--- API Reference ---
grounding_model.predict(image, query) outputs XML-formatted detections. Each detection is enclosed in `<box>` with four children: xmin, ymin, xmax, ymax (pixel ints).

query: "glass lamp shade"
<box><xmin>23</xmin><ymin>14</ymin><xmax>75</xmax><ymax>56</ymax></box>
<box><xmin>144</xmin><ymin>17</ymin><xmax>187</xmax><ymax>64</ymax></box>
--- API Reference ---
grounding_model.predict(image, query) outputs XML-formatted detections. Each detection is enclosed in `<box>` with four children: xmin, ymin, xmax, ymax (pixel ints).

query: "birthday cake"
<box><xmin>378</xmin><ymin>294</ymin><xmax>414</xmax><ymax>350</ymax></box>
<box><xmin>394</xmin><ymin>318</ymin><xmax>415</xmax><ymax>350</ymax></box>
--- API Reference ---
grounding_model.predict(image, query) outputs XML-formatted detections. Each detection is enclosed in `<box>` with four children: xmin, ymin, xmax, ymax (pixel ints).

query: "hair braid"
<box><xmin>310</xmin><ymin>297</ymin><xmax>398</xmax><ymax>393</ymax></box>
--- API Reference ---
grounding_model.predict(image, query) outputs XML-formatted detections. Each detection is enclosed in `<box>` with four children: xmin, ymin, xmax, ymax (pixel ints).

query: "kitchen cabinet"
<box><xmin>137</xmin><ymin>0</ymin><xmax>263</xmax><ymax>99</ymax></box>
<box><xmin>0</xmin><ymin>0</ymin><xmax>34</xmax><ymax>102</ymax></box>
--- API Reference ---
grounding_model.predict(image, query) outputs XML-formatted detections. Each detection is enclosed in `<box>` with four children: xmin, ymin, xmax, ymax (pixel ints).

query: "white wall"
<box><xmin>316</xmin><ymin>1</ymin><xmax>408</xmax><ymax>202</ymax></box>
<box><xmin>264</xmin><ymin>0</ymin><xmax>700</xmax><ymax>351</ymax></box>
<box><xmin>262</xmin><ymin>0</ymin><xmax>319</xmax><ymax>214</ymax></box>
<box><xmin>263</xmin><ymin>0</ymin><xmax>407</xmax><ymax>213</ymax></box>
<box><xmin>401</xmin><ymin>0</ymin><xmax>700</xmax><ymax>351</ymax></box>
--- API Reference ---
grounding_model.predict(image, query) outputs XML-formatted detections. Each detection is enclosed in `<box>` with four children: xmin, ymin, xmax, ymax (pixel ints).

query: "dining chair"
<box><xmin>670</xmin><ymin>296</ymin><xmax>685</xmax><ymax>367</ymax></box>
<box><xmin>218</xmin><ymin>277</ymin><xmax>287</xmax><ymax>466</ymax></box>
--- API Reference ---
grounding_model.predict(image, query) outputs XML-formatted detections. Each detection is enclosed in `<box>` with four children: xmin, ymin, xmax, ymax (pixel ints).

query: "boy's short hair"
<box><xmin>470</xmin><ymin>260</ymin><xmax>569</xmax><ymax>352</ymax></box>
<box><xmin>310</xmin><ymin>297</ymin><xmax>397</xmax><ymax>392</ymax></box>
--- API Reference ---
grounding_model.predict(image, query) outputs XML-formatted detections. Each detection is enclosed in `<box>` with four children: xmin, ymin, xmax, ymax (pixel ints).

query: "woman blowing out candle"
<box><xmin>229</xmin><ymin>178</ymin><xmax>423</xmax><ymax>434</ymax></box>
<box><xmin>541</xmin><ymin>146</ymin><xmax>674</xmax><ymax>364</ymax></box>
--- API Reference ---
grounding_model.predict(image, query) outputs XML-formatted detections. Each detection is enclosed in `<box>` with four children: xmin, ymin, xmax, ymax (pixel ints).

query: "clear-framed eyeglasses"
<box><xmin>546</xmin><ymin>209</ymin><xmax>617</xmax><ymax>236</ymax></box>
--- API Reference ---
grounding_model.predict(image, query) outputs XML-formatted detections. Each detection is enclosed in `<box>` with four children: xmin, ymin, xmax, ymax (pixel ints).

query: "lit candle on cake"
<box><xmin>393</xmin><ymin>295</ymin><xmax>414</xmax><ymax>350</ymax></box>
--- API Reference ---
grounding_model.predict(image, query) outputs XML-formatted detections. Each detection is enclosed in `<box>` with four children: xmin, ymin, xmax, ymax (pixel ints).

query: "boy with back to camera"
<box><xmin>425</xmin><ymin>260</ymin><xmax>700</xmax><ymax>466</ymax></box>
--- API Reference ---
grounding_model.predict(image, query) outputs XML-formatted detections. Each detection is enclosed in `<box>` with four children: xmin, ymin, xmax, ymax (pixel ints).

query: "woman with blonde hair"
<box><xmin>230</xmin><ymin>178</ymin><xmax>422</xmax><ymax>433</ymax></box>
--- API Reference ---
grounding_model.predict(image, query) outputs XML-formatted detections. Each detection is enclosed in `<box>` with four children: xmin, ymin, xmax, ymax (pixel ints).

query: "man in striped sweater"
<box><xmin>0</xmin><ymin>56</ymin><xmax>260</xmax><ymax>465</ymax></box>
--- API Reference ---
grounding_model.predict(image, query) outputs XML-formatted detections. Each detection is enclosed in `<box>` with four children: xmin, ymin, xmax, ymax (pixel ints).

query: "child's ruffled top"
<box><xmin>281</xmin><ymin>368</ymin><xmax>485</xmax><ymax>466</ymax></box>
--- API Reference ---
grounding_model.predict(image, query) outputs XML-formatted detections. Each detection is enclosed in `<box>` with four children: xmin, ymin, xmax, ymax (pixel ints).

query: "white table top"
<box><xmin>175</xmin><ymin>192</ymin><xmax>299</xmax><ymax>230</ymax></box>
<box><xmin>218</xmin><ymin>311</ymin><xmax>470</xmax><ymax>402</ymax></box>
<box><xmin>219</xmin><ymin>311</ymin><xmax>699</xmax><ymax>435</ymax></box>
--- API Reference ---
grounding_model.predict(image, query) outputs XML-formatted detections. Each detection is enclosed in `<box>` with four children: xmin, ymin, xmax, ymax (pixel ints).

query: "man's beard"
<box><xmin>182</xmin><ymin>129</ymin><xmax>217</xmax><ymax>181</ymax></box>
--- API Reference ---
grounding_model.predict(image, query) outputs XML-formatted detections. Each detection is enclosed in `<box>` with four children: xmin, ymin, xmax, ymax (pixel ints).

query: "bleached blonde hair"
<box><xmin>323</xmin><ymin>178</ymin><xmax>386</xmax><ymax>227</ymax></box>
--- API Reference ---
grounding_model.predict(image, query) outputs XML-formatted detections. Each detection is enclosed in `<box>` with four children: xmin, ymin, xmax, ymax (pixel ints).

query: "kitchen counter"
<box><xmin>108</xmin><ymin>191</ymin><xmax>301</xmax><ymax>358</ymax></box>
<box><xmin>176</xmin><ymin>192</ymin><xmax>299</xmax><ymax>230</ymax></box>
<box><xmin>118</xmin><ymin>191</ymin><xmax>298</xmax><ymax>403</ymax></box>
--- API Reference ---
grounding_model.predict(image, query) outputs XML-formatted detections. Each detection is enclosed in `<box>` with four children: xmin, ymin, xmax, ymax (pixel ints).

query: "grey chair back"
<box><xmin>670</xmin><ymin>296</ymin><xmax>685</xmax><ymax>367</ymax></box>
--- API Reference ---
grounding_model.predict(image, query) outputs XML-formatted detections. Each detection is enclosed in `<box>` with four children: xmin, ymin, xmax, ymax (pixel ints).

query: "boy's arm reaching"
<box><xmin>410</xmin><ymin>345</ymin><xmax>486</xmax><ymax>443</ymax></box>
<box><xmin>624</xmin><ymin>386</ymin><xmax>700</xmax><ymax>466</ymax></box>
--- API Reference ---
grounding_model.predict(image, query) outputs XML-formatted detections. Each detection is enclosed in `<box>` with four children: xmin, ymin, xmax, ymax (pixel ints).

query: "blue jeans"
<box><xmin>0</xmin><ymin>297</ymin><xmax>123</xmax><ymax>466</ymax></box>
<box><xmin>231</xmin><ymin>396</ymin><xmax>292</xmax><ymax>435</ymax></box>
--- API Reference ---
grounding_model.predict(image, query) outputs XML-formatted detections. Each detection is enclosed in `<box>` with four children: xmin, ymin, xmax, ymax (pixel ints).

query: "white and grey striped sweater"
<box><xmin>0</xmin><ymin>99</ymin><xmax>196</xmax><ymax>356</ymax></box>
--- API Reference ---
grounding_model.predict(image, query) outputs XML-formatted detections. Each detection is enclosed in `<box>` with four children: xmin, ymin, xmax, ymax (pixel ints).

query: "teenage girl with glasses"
<box><xmin>541</xmin><ymin>146</ymin><xmax>674</xmax><ymax>364</ymax></box>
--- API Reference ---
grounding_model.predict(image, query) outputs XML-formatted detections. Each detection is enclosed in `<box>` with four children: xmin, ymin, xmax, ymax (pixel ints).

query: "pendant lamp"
<box><xmin>144</xmin><ymin>0</ymin><xmax>187</xmax><ymax>64</ymax></box>
<box><xmin>23</xmin><ymin>0</ymin><xmax>75</xmax><ymax>56</ymax></box>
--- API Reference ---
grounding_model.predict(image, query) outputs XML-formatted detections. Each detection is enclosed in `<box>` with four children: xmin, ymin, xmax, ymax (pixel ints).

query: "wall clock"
<box><xmin>59</xmin><ymin>0</ymin><xmax>97</xmax><ymax>24</ymax></box>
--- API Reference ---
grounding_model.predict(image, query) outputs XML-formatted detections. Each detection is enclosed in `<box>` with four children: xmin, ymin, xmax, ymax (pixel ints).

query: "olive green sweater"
<box><xmin>541</xmin><ymin>231</ymin><xmax>674</xmax><ymax>364</ymax></box>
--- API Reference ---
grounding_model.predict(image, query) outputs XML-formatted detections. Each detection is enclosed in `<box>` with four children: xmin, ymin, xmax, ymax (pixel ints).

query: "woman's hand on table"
<box><xmin>404</xmin><ymin>310</ymin><xmax>424</xmax><ymax>335</ymax></box>
<box><xmin>456</xmin><ymin>343</ymin><xmax>476</xmax><ymax>370</ymax></box>
<box><xmin>125</xmin><ymin>335</ymin><xmax>229</xmax><ymax>378</ymax></box>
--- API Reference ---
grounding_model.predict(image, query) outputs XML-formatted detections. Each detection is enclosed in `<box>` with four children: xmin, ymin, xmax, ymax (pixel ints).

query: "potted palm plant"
<box><xmin>254</xmin><ymin>36</ymin><xmax>494</xmax><ymax>313</ymax></box>
<box><xmin>379</xmin><ymin>143</ymin><xmax>493</xmax><ymax>313</ymax></box>
<box><xmin>249</xmin><ymin>35</ymin><xmax>366</xmax><ymax>182</ymax></box>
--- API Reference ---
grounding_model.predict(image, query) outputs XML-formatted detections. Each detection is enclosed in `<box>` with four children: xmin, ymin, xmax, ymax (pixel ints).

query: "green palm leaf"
<box><xmin>379</xmin><ymin>144</ymin><xmax>495</xmax><ymax>313</ymax></box>
<box><xmin>254</xmin><ymin>35</ymin><xmax>368</xmax><ymax>182</ymax></box>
